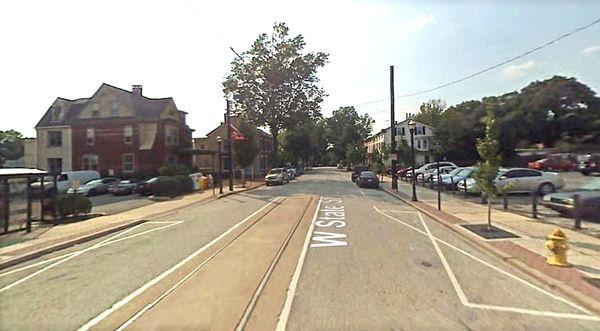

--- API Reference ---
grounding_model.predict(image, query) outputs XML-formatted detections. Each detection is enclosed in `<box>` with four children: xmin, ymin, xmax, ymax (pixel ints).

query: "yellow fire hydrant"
<box><xmin>544</xmin><ymin>228</ymin><xmax>571</xmax><ymax>267</ymax></box>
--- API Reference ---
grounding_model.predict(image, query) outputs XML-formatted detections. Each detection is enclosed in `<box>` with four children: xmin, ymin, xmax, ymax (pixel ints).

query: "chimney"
<box><xmin>132</xmin><ymin>85</ymin><xmax>143</xmax><ymax>97</ymax></box>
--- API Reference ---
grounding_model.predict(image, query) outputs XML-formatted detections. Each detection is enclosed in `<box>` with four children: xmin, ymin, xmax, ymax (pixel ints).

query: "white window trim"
<box><xmin>123</xmin><ymin>153</ymin><xmax>135</xmax><ymax>173</ymax></box>
<box><xmin>86</xmin><ymin>128</ymin><xmax>95</xmax><ymax>146</ymax></box>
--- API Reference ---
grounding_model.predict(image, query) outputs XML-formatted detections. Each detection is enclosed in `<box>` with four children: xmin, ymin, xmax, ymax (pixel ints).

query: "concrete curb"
<box><xmin>0</xmin><ymin>219</ymin><xmax>147</xmax><ymax>270</ymax></box>
<box><xmin>379</xmin><ymin>186</ymin><xmax>600</xmax><ymax>315</ymax></box>
<box><xmin>0</xmin><ymin>183</ymin><xmax>265</xmax><ymax>271</ymax></box>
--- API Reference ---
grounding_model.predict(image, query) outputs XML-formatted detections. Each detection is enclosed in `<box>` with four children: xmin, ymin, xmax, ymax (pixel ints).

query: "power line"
<box><xmin>350</xmin><ymin>17</ymin><xmax>600</xmax><ymax>107</ymax></box>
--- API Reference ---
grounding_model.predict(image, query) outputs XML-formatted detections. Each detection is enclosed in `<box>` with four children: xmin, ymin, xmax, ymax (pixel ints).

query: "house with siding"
<box><xmin>35</xmin><ymin>83</ymin><xmax>193</xmax><ymax>176</ymax></box>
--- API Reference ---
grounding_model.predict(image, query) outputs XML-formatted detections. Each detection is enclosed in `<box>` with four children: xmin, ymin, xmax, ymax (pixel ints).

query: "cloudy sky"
<box><xmin>1</xmin><ymin>0</ymin><xmax>599</xmax><ymax>137</ymax></box>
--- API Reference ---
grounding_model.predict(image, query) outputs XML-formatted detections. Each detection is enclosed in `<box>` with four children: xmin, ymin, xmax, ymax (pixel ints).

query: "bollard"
<box><xmin>421</xmin><ymin>173</ymin><xmax>426</xmax><ymax>187</ymax></box>
<box><xmin>573</xmin><ymin>194</ymin><xmax>581</xmax><ymax>229</ymax></box>
<box><xmin>451</xmin><ymin>176</ymin><xmax>455</xmax><ymax>195</ymax></box>
<box><xmin>463</xmin><ymin>179</ymin><xmax>467</xmax><ymax>194</ymax></box>
<box><xmin>502</xmin><ymin>192</ymin><xmax>508</xmax><ymax>210</ymax></box>
<box><xmin>531</xmin><ymin>191</ymin><xmax>538</xmax><ymax>219</ymax></box>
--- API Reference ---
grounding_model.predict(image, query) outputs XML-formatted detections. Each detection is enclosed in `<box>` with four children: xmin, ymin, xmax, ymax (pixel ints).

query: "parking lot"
<box><xmin>89</xmin><ymin>193</ymin><xmax>155</xmax><ymax>216</ymax></box>
<box><xmin>403</xmin><ymin>171</ymin><xmax>600</xmax><ymax>237</ymax></box>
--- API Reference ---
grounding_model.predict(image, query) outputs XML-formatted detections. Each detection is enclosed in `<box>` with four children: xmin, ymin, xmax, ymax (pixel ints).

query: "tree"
<box><xmin>0</xmin><ymin>130</ymin><xmax>24</xmax><ymax>167</ymax></box>
<box><xmin>414</xmin><ymin>99</ymin><xmax>446</xmax><ymax>127</ymax></box>
<box><xmin>233</xmin><ymin>122</ymin><xmax>260</xmax><ymax>187</ymax></box>
<box><xmin>223</xmin><ymin>23</ymin><xmax>328</xmax><ymax>166</ymax></box>
<box><xmin>472</xmin><ymin>106</ymin><xmax>502</xmax><ymax>230</ymax></box>
<box><xmin>325</xmin><ymin>106</ymin><xmax>374</xmax><ymax>164</ymax></box>
<box><xmin>346</xmin><ymin>143</ymin><xmax>367</xmax><ymax>166</ymax></box>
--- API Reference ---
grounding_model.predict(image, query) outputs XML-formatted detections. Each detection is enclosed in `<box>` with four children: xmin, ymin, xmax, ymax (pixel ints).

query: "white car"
<box><xmin>425</xmin><ymin>165</ymin><xmax>457</xmax><ymax>182</ymax></box>
<box><xmin>408</xmin><ymin>161</ymin><xmax>458</xmax><ymax>181</ymax></box>
<box><xmin>67</xmin><ymin>177</ymin><xmax>121</xmax><ymax>196</ymax></box>
<box><xmin>458</xmin><ymin>168</ymin><xmax>565</xmax><ymax>195</ymax></box>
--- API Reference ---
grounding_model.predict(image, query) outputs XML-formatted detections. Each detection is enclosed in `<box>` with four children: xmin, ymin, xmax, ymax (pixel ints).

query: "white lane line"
<box><xmin>373</xmin><ymin>206</ymin><xmax>597</xmax><ymax>319</ymax></box>
<box><xmin>78</xmin><ymin>197</ymin><xmax>282</xmax><ymax>331</ymax></box>
<box><xmin>145</xmin><ymin>221</ymin><xmax>182</xmax><ymax>224</ymax></box>
<box><xmin>0</xmin><ymin>222</ymin><xmax>182</xmax><ymax>279</ymax></box>
<box><xmin>0</xmin><ymin>223</ymin><xmax>142</xmax><ymax>293</ymax></box>
<box><xmin>276</xmin><ymin>196</ymin><xmax>323</xmax><ymax>331</ymax></box>
<box><xmin>467</xmin><ymin>302</ymin><xmax>600</xmax><ymax>321</ymax></box>
<box><xmin>359</xmin><ymin>190</ymin><xmax>365</xmax><ymax>196</ymax></box>
<box><xmin>418</xmin><ymin>212</ymin><xmax>469</xmax><ymax>306</ymax></box>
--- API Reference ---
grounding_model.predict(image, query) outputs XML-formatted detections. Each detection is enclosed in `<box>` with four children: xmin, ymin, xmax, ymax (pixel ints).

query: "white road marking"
<box><xmin>373</xmin><ymin>206</ymin><xmax>598</xmax><ymax>320</ymax></box>
<box><xmin>0</xmin><ymin>223</ymin><xmax>142</xmax><ymax>293</ymax></box>
<box><xmin>0</xmin><ymin>222</ymin><xmax>182</xmax><ymax>280</ymax></box>
<box><xmin>78</xmin><ymin>197</ymin><xmax>282</xmax><ymax>331</ymax></box>
<box><xmin>418</xmin><ymin>212</ymin><xmax>469</xmax><ymax>305</ymax></box>
<box><xmin>359</xmin><ymin>190</ymin><xmax>365</xmax><ymax>196</ymax></box>
<box><xmin>276</xmin><ymin>196</ymin><xmax>323</xmax><ymax>331</ymax></box>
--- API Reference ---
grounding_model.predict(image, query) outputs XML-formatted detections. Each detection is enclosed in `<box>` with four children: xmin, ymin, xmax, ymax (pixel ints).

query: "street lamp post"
<box><xmin>217</xmin><ymin>136</ymin><xmax>223</xmax><ymax>194</ymax></box>
<box><xmin>408</xmin><ymin>120</ymin><xmax>417</xmax><ymax>202</ymax></box>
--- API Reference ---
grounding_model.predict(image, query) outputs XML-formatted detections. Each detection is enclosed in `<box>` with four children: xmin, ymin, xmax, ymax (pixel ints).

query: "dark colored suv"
<box><xmin>351</xmin><ymin>165</ymin><xmax>370</xmax><ymax>182</ymax></box>
<box><xmin>578</xmin><ymin>153</ymin><xmax>600</xmax><ymax>176</ymax></box>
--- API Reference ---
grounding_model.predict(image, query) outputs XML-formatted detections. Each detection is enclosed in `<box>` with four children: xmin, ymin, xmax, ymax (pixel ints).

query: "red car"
<box><xmin>528</xmin><ymin>154</ymin><xmax>577</xmax><ymax>172</ymax></box>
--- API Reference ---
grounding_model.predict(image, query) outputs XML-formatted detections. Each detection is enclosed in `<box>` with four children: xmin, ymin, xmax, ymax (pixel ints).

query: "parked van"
<box><xmin>55</xmin><ymin>171</ymin><xmax>101</xmax><ymax>192</ymax></box>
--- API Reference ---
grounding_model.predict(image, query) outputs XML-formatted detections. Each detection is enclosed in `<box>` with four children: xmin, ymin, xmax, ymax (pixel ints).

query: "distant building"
<box><xmin>35</xmin><ymin>83</ymin><xmax>193</xmax><ymax>176</ymax></box>
<box><xmin>364</xmin><ymin>117</ymin><xmax>437</xmax><ymax>167</ymax></box>
<box><xmin>193</xmin><ymin>117</ymin><xmax>273</xmax><ymax>177</ymax></box>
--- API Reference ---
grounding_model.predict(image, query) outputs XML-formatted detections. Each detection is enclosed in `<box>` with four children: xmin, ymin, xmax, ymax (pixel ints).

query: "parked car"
<box><xmin>357</xmin><ymin>171</ymin><xmax>380</xmax><ymax>188</ymax></box>
<box><xmin>542</xmin><ymin>179</ymin><xmax>600</xmax><ymax>219</ymax></box>
<box><xmin>66</xmin><ymin>177</ymin><xmax>120</xmax><ymax>196</ymax></box>
<box><xmin>287</xmin><ymin>168</ymin><xmax>296</xmax><ymax>180</ymax></box>
<box><xmin>304</xmin><ymin>166</ymin><xmax>313</xmax><ymax>172</ymax></box>
<box><xmin>528</xmin><ymin>153</ymin><xmax>577</xmax><ymax>172</ymax></box>
<box><xmin>31</xmin><ymin>170</ymin><xmax>101</xmax><ymax>194</ymax></box>
<box><xmin>265</xmin><ymin>168</ymin><xmax>289</xmax><ymax>185</ymax></box>
<box><xmin>458</xmin><ymin>168</ymin><xmax>565</xmax><ymax>195</ymax></box>
<box><xmin>351</xmin><ymin>165</ymin><xmax>370</xmax><ymax>182</ymax></box>
<box><xmin>425</xmin><ymin>165</ymin><xmax>457</xmax><ymax>182</ymax></box>
<box><xmin>109</xmin><ymin>179</ymin><xmax>139</xmax><ymax>195</ymax></box>
<box><xmin>136</xmin><ymin>176</ymin><xmax>170</xmax><ymax>196</ymax></box>
<box><xmin>408</xmin><ymin>162</ymin><xmax>458</xmax><ymax>181</ymax></box>
<box><xmin>397</xmin><ymin>167</ymin><xmax>412</xmax><ymax>178</ymax></box>
<box><xmin>578</xmin><ymin>153</ymin><xmax>600</xmax><ymax>176</ymax></box>
<box><xmin>438</xmin><ymin>167</ymin><xmax>477</xmax><ymax>189</ymax></box>
<box><xmin>336</xmin><ymin>163</ymin><xmax>344</xmax><ymax>170</ymax></box>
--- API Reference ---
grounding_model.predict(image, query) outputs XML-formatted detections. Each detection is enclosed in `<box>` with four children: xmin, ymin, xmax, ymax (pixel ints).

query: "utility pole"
<box><xmin>390</xmin><ymin>66</ymin><xmax>397</xmax><ymax>190</ymax></box>
<box><xmin>226</xmin><ymin>100</ymin><xmax>234</xmax><ymax>192</ymax></box>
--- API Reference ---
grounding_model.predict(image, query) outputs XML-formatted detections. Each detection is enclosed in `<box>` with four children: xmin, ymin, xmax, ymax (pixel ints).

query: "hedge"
<box><xmin>154</xmin><ymin>176</ymin><xmax>194</xmax><ymax>198</ymax></box>
<box><xmin>57</xmin><ymin>193</ymin><xmax>92</xmax><ymax>218</ymax></box>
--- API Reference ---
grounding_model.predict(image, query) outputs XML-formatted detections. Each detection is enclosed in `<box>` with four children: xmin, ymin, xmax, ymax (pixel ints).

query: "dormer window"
<box><xmin>51</xmin><ymin>106</ymin><xmax>62</xmax><ymax>122</ymax></box>
<box><xmin>111</xmin><ymin>102</ymin><xmax>119</xmax><ymax>116</ymax></box>
<box><xmin>92</xmin><ymin>103</ymin><xmax>100</xmax><ymax>118</ymax></box>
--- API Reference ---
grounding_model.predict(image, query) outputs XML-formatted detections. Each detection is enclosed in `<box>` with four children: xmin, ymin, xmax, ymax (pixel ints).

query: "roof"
<box><xmin>0</xmin><ymin>168</ymin><xmax>48</xmax><ymax>178</ymax></box>
<box><xmin>36</xmin><ymin>83</ymin><xmax>179</xmax><ymax>128</ymax></box>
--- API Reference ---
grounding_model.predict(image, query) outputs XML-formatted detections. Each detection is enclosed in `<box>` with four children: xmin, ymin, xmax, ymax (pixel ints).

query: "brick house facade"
<box><xmin>35</xmin><ymin>83</ymin><xmax>193</xmax><ymax>177</ymax></box>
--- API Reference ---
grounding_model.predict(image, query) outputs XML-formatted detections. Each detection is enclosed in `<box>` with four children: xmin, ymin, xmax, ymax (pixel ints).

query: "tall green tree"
<box><xmin>232</xmin><ymin>122</ymin><xmax>260</xmax><ymax>187</ymax></box>
<box><xmin>414</xmin><ymin>99</ymin><xmax>446</xmax><ymax>127</ymax></box>
<box><xmin>0</xmin><ymin>130</ymin><xmax>24</xmax><ymax>167</ymax></box>
<box><xmin>346</xmin><ymin>143</ymin><xmax>367</xmax><ymax>166</ymax></box>
<box><xmin>326</xmin><ymin>106</ymin><xmax>373</xmax><ymax>163</ymax></box>
<box><xmin>223</xmin><ymin>23</ymin><xmax>328</xmax><ymax>166</ymax></box>
<box><xmin>472</xmin><ymin>107</ymin><xmax>502</xmax><ymax>230</ymax></box>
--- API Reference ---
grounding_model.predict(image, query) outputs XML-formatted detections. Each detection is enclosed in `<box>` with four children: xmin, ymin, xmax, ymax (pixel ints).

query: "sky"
<box><xmin>1</xmin><ymin>0</ymin><xmax>599</xmax><ymax>138</ymax></box>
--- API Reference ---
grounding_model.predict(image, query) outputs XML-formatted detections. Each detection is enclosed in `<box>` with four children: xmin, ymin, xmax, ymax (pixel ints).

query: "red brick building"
<box><xmin>35</xmin><ymin>83</ymin><xmax>193</xmax><ymax>177</ymax></box>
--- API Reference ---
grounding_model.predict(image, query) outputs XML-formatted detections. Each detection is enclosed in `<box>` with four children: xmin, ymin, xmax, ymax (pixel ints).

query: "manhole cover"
<box><xmin>421</xmin><ymin>261</ymin><xmax>432</xmax><ymax>267</ymax></box>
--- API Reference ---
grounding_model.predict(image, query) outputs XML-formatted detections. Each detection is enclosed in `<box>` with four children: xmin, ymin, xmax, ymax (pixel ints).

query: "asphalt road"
<box><xmin>0</xmin><ymin>168</ymin><xmax>598</xmax><ymax>330</ymax></box>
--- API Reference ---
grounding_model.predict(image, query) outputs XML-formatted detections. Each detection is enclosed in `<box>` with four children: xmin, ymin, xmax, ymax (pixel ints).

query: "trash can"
<box><xmin>199</xmin><ymin>176</ymin><xmax>209</xmax><ymax>190</ymax></box>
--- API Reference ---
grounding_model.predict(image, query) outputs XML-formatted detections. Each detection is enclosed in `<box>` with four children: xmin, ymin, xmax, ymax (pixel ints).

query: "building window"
<box><xmin>401</xmin><ymin>127</ymin><xmax>405</xmax><ymax>136</ymax></box>
<box><xmin>200</xmin><ymin>144</ymin><xmax>206</xmax><ymax>150</ymax></box>
<box><xmin>47</xmin><ymin>158</ymin><xmax>62</xmax><ymax>174</ymax></box>
<box><xmin>51</xmin><ymin>106</ymin><xmax>62</xmax><ymax>122</ymax></box>
<box><xmin>422</xmin><ymin>126</ymin><xmax>427</xmax><ymax>135</ymax></box>
<box><xmin>423</xmin><ymin>140</ymin><xmax>428</xmax><ymax>148</ymax></box>
<box><xmin>48</xmin><ymin>131</ymin><xmax>62</xmax><ymax>147</ymax></box>
<box><xmin>124</xmin><ymin>126</ymin><xmax>133</xmax><ymax>144</ymax></box>
<box><xmin>123</xmin><ymin>153</ymin><xmax>135</xmax><ymax>173</ymax></box>
<box><xmin>111</xmin><ymin>102</ymin><xmax>119</xmax><ymax>116</ymax></box>
<box><xmin>165</xmin><ymin>127</ymin><xmax>179</xmax><ymax>146</ymax></box>
<box><xmin>92</xmin><ymin>103</ymin><xmax>100</xmax><ymax>118</ymax></box>
<box><xmin>82</xmin><ymin>154</ymin><xmax>99</xmax><ymax>170</ymax></box>
<box><xmin>86</xmin><ymin>128</ymin><xmax>95</xmax><ymax>145</ymax></box>
<box><xmin>417</xmin><ymin>140</ymin><xmax>421</xmax><ymax>149</ymax></box>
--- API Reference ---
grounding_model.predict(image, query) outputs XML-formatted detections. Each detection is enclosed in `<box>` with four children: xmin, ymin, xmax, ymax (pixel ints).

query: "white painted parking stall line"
<box><xmin>78</xmin><ymin>197</ymin><xmax>282</xmax><ymax>331</ymax></box>
<box><xmin>276</xmin><ymin>196</ymin><xmax>322</xmax><ymax>331</ymax></box>
<box><xmin>373</xmin><ymin>206</ymin><xmax>599</xmax><ymax>321</ymax></box>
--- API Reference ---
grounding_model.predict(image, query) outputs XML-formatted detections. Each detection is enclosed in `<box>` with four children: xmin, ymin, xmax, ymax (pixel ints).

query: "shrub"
<box><xmin>173</xmin><ymin>175</ymin><xmax>194</xmax><ymax>194</ymax></box>
<box><xmin>57</xmin><ymin>194</ymin><xmax>91</xmax><ymax>218</ymax></box>
<box><xmin>158</xmin><ymin>164</ymin><xmax>191</xmax><ymax>176</ymax></box>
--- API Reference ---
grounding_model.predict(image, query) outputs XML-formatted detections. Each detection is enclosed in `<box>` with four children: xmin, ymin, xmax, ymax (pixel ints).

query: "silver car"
<box><xmin>67</xmin><ymin>177</ymin><xmax>121</xmax><ymax>196</ymax></box>
<box><xmin>457</xmin><ymin>168</ymin><xmax>565</xmax><ymax>195</ymax></box>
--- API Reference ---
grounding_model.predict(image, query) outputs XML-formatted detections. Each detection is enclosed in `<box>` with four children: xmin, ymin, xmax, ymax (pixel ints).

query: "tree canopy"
<box><xmin>223</xmin><ymin>22</ymin><xmax>328</xmax><ymax>166</ymax></box>
<box><xmin>325</xmin><ymin>106</ymin><xmax>374</xmax><ymax>163</ymax></box>
<box><xmin>0</xmin><ymin>130</ymin><xmax>24</xmax><ymax>167</ymax></box>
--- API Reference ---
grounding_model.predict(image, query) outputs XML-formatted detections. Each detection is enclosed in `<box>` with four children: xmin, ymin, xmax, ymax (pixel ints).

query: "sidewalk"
<box><xmin>0</xmin><ymin>181</ymin><xmax>263</xmax><ymax>268</ymax></box>
<box><xmin>380</xmin><ymin>177</ymin><xmax>600</xmax><ymax>312</ymax></box>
